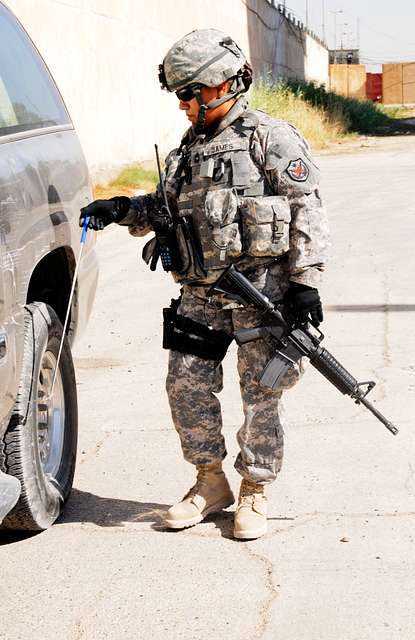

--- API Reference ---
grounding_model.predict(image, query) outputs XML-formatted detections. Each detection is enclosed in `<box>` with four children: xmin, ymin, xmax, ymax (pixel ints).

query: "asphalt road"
<box><xmin>1</xmin><ymin>136</ymin><xmax>415</xmax><ymax>640</ymax></box>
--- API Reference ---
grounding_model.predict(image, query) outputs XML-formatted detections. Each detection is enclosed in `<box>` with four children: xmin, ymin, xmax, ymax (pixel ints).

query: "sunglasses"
<box><xmin>175</xmin><ymin>84</ymin><xmax>203</xmax><ymax>102</ymax></box>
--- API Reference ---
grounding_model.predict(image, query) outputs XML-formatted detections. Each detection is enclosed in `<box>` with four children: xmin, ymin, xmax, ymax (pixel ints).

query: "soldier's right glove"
<box><xmin>284</xmin><ymin>282</ymin><xmax>323</xmax><ymax>328</ymax></box>
<box><xmin>79</xmin><ymin>196</ymin><xmax>131</xmax><ymax>231</ymax></box>
<box><xmin>147</xmin><ymin>206</ymin><xmax>174</xmax><ymax>235</ymax></box>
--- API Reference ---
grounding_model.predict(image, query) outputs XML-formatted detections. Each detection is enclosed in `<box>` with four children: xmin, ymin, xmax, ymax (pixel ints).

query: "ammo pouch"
<box><xmin>163</xmin><ymin>298</ymin><xmax>233</xmax><ymax>361</ymax></box>
<box><xmin>239</xmin><ymin>195</ymin><xmax>291</xmax><ymax>257</ymax></box>
<box><xmin>201</xmin><ymin>191</ymin><xmax>291</xmax><ymax>271</ymax></box>
<box><xmin>203</xmin><ymin>188</ymin><xmax>242</xmax><ymax>270</ymax></box>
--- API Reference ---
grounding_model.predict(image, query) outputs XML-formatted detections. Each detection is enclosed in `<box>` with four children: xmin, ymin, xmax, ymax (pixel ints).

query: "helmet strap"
<box><xmin>193</xmin><ymin>87</ymin><xmax>241</xmax><ymax>134</ymax></box>
<box><xmin>193</xmin><ymin>88</ymin><xmax>207</xmax><ymax>134</ymax></box>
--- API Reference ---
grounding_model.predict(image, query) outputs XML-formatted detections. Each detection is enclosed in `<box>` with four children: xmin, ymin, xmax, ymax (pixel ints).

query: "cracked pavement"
<box><xmin>1</xmin><ymin>137</ymin><xmax>415</xmax><ymax>639</ymax></box>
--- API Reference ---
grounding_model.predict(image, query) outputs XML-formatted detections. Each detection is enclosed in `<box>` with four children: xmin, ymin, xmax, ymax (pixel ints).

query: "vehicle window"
<box><xmin>0</xmin><ymin>3</ymin><xmax>71</xmax><ymax>137</ymax></box>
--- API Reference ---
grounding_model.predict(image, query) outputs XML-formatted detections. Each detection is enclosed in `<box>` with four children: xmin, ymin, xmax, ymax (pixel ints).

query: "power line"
<box><xmin>360</xmin><ymin>52</ymin><xmax>415</xmax><ymax>62</ymax></box>
<box><xmin>241</xmin><ymin>0</ymin><xmax>284</xmax><ymax>31</ymax></box>
<box><xmin>358</xmin><ymin>17</ymin><xmax>415</xmax><ymax>48</ymax></box>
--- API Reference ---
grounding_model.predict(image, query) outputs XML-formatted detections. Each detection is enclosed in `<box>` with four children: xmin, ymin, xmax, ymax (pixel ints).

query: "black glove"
<box><xmin>79</xmin><ymin>196</ymin><xmax>131</xmax><ymax>231</ymax></box>
<box><xmin>284</xmin><ymin>282</ymin><xmax>323</xmax><ymax>327</ymax></box>
<box><xmin>147</xmin><ymin>205</ymin><xmax>174</xmax><ymax>236</ymax></box>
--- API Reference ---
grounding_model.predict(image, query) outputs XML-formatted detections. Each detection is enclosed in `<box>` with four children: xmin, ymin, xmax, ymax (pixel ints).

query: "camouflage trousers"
<box><xmin>166</xmin><ymin>263</ymin><xmax>304</xmax><ymax>484</ymax></box>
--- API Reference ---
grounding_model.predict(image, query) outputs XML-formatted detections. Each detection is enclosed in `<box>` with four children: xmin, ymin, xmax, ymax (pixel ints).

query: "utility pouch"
<box><xmin>204</xmin><ymin>188</ymin><xmax>242</xmax><ymax>270</ymax></box>
<box><xmin>239</xmin><ymin>195</ymin><xmax>291</xmax><ymax>257</ymax></box>
<box><xmin>163</xmin><ymin>298</ymin><xmax>233</xmax><ymax>361</ymax></box>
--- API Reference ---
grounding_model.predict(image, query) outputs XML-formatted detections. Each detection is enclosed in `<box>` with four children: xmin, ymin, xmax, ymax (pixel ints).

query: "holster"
<box><xmin>163</xmin><ymin>298</ymin><xmax>233</xmax><ymax>361</ymax></box>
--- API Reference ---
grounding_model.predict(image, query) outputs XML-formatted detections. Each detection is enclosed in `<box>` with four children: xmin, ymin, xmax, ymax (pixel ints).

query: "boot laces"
<box><xmin>239</xmin><ymin>480</ymin><xmax>264</xmax><ymax>507</ymax></box>
<box><xmin>182</xmin><ymin>467</ymin><xmax>212</xmax><ymax>501</ymax></box>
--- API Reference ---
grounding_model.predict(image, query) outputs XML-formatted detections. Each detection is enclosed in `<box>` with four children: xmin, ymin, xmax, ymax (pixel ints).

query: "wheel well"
<box><xmin>26</xmin><ymin>247</ymin><xmax>75</xmax><ymax>332</ymax></box>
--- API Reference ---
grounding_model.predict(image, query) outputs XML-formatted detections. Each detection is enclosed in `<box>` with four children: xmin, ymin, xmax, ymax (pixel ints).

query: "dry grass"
<box><xmin>94</xmin><ymin>164</ymin><xmax>158</xmax><ymax>199</ymax></box>
<box><xmin>93</xmin><ymin>184</ymin><xmax>138</xmax><ymax>199</ymax></box>
<box><xmin>251</xmin><ymin>82</ymin><xmax>353</xmax><ymax>149</ymax></box>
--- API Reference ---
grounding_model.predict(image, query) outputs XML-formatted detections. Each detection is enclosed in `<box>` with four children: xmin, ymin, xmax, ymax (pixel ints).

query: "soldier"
<box><xmin>79</xmin><ymin>29</ymin><xmax>330</xmax><ymax>540</ymax></box>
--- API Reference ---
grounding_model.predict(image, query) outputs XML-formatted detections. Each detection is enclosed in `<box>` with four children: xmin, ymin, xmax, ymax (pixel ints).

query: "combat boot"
<box><xmin>234</xmin><ymin>479</ymin><xmax>268</xmax><ymax>540</ymax></box>
<box><xmin>164</xmin><ymin>462</ymin><xmax>234</xmax><ymax>529</ymax></box>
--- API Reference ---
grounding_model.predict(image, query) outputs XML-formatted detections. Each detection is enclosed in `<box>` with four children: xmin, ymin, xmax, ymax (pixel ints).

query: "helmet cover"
<box><xmin>160</xmin><ymin>28</ymin><xmax>247</xmax><ymax>92</ymax></box>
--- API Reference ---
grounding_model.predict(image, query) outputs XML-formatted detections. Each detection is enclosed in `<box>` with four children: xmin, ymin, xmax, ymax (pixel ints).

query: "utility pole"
<box><xmin>305</xmin><ymin>0</ymin><xmax>309</xmax><ymax>29</ymax></box>
<box><xmin>330</xmin><ymin>9</ymin><xmax>343</xmax><ymax>63</ymax></box>
<box><xmin>341</xmin><ymin>23</ymin><xmax>348</xmax><ymax>50</ymax></box>
<box><xmin>322</xmin><ymin>0</ymin><xmax>326</xmax><ymax>43</ymax></box>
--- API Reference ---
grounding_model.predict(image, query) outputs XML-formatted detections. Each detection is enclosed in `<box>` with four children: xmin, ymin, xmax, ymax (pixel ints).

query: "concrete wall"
<box><xmin>246</xmin><ymin>1</ymin><xmax>328</xmax><ymax>86</ymax></box>
<box><xmin>305</xmin><ymin>33</ymin><xmax>329</xmax><ymax>86</ymax></box>
<box><xmin>329</xmin><ymin>64</ymin><xmax>366</xmax><ymax>100</ymax></box>
<box><xmin>383</xmin><ymin>63</ymin><xmax>415</xmax><ymax>105</ymax></box>
<box><xmin>5</xmin><ymin>0</ymin><xmax>328</xmax><ymax>179</ymax></box>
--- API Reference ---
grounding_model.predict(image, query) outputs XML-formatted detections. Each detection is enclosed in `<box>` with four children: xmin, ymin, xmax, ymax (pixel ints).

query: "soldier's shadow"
<box><xmin>0</xmin><ymin>489</ymin><xmax>172</xmax><ymax>545</ymax></box>
<box><xmin>62</xmin><ymin>489</ymin><xmax>236</xmax><ymax>539</ymax></box>
<box><xmin>58</xmin><ymin>488</ymin><xmax>171</xmax><ymax>528</ymax></box>
<box><xmin>202</xmin><ymin>510</ymin><xmax>235</xmax><ymax>539</ymax></box>
<box><xmin>1</xmin><ymin>490</ymin><xmax>293</xmax><ymax>544</ymax></box>
<box><xmin>64</xmin><ymin>488</ymin><xmax>239</xmax><ymax>538</ymax></box>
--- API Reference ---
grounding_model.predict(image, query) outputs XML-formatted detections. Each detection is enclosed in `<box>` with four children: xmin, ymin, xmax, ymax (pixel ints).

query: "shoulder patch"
<box><xmin>285</xmin><ymin>158</ymin><xmax>309</xmax><ymax>182</ymax></box>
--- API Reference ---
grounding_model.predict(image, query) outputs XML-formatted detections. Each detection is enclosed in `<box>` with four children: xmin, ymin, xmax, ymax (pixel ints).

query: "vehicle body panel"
<box><xmin>0</xmin><ymin>1</ymin><xmax>99</xmax><ymax>515</ymax></box>
<box><xmin>0</xmin><ymin>130</ymin><xmax>98</xmax><ymax>430</ymax></box>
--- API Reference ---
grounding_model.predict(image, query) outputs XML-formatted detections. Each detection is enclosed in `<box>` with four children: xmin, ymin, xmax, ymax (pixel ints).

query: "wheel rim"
<box><xmin>37</xmin><ymin>350</ymin><xmax>65</xmax><ymax>479</ymax></box>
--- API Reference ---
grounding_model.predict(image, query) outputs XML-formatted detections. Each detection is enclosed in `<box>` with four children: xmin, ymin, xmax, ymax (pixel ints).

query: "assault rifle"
<box><xmin>209</xmin><ymin>264</ymin><xmax>398</xmax><ymax>436</ymax></box>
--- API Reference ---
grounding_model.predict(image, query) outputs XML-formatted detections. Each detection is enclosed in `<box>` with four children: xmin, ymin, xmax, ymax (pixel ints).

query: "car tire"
<box><xmin>0</xmin><ymin>302</ymin><xmax>78</xmax><ymax>530</ymax></box>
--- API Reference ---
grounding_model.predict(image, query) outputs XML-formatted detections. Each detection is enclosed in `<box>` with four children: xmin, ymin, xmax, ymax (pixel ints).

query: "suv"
<box><xmin>0</xmin><ymin>2</ymin><xmax>98</xmax><ymax>529</ymax></box>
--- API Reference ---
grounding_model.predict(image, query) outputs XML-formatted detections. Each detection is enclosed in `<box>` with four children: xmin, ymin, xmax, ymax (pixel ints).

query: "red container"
<box><xmin>366</xmin><ymin>73</ymin><xmax>383</xmax><ymax>102</ymax></box>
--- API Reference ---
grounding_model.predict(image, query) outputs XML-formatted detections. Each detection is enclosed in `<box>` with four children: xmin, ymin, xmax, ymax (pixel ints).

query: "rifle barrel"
<box><xmin>359</xmin><ymin>396</ymin><xmax>399</xmax><ymax>435</ymax></box>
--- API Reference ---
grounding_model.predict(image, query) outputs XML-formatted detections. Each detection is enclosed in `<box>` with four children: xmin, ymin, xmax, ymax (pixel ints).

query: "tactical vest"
<box><xmin>168</xmin><ymin>110</ymin><xmax>292</xmax><ymax>284</ymax></box>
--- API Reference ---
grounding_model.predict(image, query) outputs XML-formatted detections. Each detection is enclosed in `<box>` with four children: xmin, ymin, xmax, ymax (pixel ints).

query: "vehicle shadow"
<box><xmin>0</xmin><ymin>530</ymin><xmax>38</xmax><ymax>545</ymax></box>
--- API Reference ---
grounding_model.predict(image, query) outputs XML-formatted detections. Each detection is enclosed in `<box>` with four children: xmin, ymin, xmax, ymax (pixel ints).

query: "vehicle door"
<box><xmin>0</xmin><ymin>1</ymin><xmax>76</xmax><ymax>424</ymax></box>
<box><xmin>0</xmin><ymin>189</ymin><xmax>18</xmax><ymax>422</ymax></box>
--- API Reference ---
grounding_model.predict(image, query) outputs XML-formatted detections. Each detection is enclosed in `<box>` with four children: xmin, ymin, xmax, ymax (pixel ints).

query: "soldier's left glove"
<box><xmin>284</xmin><ymin>282</ymin><xmax>323</xmax><ymax>328</ymax></box>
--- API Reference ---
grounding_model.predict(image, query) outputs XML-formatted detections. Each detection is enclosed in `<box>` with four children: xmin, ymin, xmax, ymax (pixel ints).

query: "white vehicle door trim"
<box><xmin>0</xmin><ymin>124</ymin><xmax>74</xmax><ymax>146</ymax></box>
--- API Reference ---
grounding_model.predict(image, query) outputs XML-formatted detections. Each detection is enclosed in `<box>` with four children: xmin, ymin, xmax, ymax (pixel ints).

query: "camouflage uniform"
<box><xmin>119</xmin><ymin>95</ymin><xmax>329</xmax><ymax>484</ymax></box>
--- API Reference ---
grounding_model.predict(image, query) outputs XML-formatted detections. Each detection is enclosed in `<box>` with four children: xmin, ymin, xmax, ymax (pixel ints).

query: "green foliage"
<box><xmin>376</xmin><ymin>104</ymin><xmax>415</xmax><ymax>120</ymax></box>
<box><xmin>109</xmin><ymin>164</ymin><xmax>158</xmax><ymax>190</ymax></box>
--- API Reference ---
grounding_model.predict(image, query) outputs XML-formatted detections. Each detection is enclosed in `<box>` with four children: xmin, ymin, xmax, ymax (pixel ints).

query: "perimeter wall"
<box><xmin>6</xmin><ymin>0</ymin><xmax>328</xmax><ymax>178</ymax></box>
<box><xmin>329</xmin><ymin>64</ymin><xmax>367</xmax><ymax>100</ymax></box>
<box><xmin>382</xmin><ymin>63</ymin><xmax>415</xmax><ymax>105</ymax></box>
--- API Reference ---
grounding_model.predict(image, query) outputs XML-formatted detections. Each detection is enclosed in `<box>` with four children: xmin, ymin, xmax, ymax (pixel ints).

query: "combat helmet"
<box><xmin>159</xmin><ymin>29</ymin><xmax>252</xmax><ymax>131</ymax></box>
